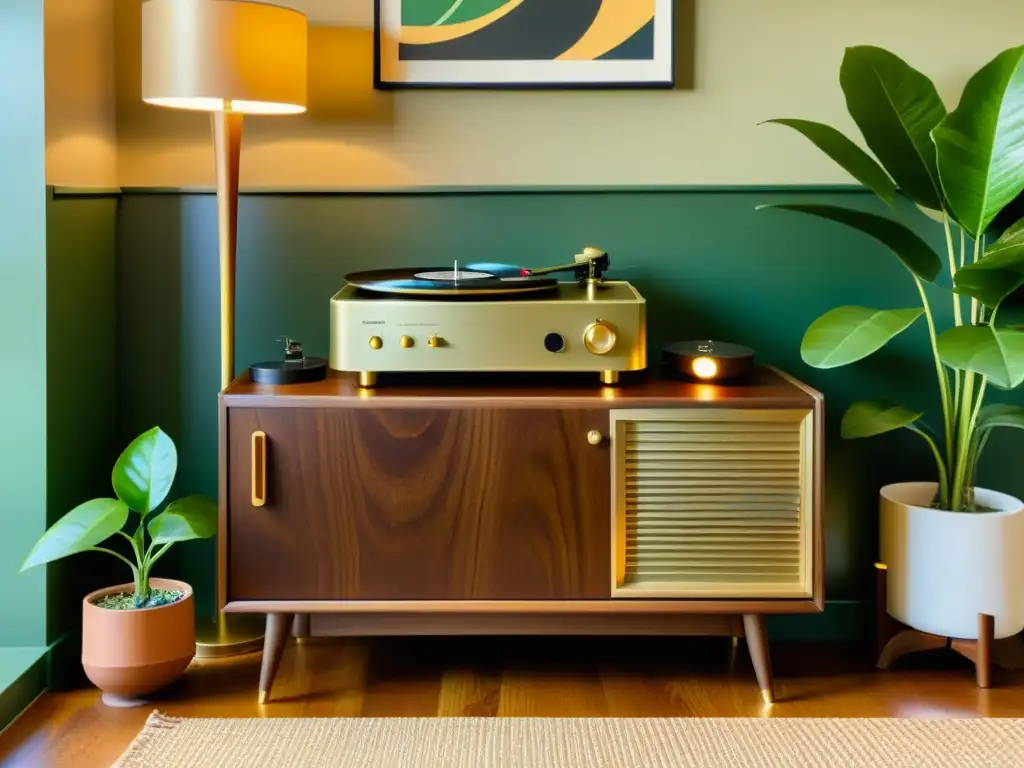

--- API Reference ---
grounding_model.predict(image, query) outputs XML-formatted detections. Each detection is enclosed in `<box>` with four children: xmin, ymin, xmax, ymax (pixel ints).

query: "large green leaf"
<box><xmin>937</xmin><ymin>325</ymin><xmax>1024</xmax><ymax>388</ymax></box>
<box><xmin>756</xmin><ymin>204</ymin><xmax>942</xmax><ymax>281</ymax></box>
<box><xmin>953</xmin><ymin>217</ymin><xmax>1024</xmax><ymax>306</ymax></box>
<box><xmin>112</xmin><ymin>426</ymin><xmax>177</xmax><ymax>516</ymax></box>
<box><xmin>839</xmin><ymin>45</ymin><xmax>947</xmax><ymax>210</ymax></box>
<box><xmin>953</xmin><ymin>268</ymin><xmax>1024</xmax><ymax>308</ymax></box>
<box><xmin>20</xmin><ymin>498</ymin><xmax>130</xmax><ymax>571</ymax></box>
<box><xmin>986</xmin><ymin>216</ymin><xmax>1024</xmax><ymax>261</ymax></box>
<box><xmin>840</xmin><ymin>400</ymin><xmax>923</xmax><ymax>439</ymax></box>
<box><xmin>148</xmin><ymin>495</ymin><xmax>217</xmax><ymax>545</ymax></box>
<box><xmin>977</xmin><ymin>403</ymin><xmax>1024</xmax><ymax>431</ymax></box>
<box><xmin>933</xmin><ymin>46</ymin><xmax>1024</xmax><ymax>238</ymax></box>
<box><xmin>801</xmin><ymin>306</ymin><xmax>924</xmax><ymax>368</ymax></box>
<box><xmin>761</xmin><ymin>119</ymin><xmax>896</xmax><ymax>205</ymax></box>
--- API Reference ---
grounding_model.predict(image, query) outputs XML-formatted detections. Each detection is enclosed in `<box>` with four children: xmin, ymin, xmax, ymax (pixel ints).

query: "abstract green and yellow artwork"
<box><xmin>375</xmin><ymin>0</ymin><xmax>675</xmax><ymax>88</ymax></box>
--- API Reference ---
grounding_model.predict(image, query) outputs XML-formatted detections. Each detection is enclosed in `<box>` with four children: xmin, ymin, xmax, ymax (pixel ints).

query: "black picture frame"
<box><xmin>373</xmin><ymin>0</ymin><xmax>677</xmax><ymax>91</ymax></box>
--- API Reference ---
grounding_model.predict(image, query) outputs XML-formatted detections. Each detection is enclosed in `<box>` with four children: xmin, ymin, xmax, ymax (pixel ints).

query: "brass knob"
<box><xmin>427</xmin><ymin>335</ymin><xmax>441</xmax><ymax>348</ymax></box>
<box><xmin>587</xmin><ymin>430</ymin><xmax>603</xmax><ymax>445</ymax></box>
<box><xmin>583</xmin><ymin>321</ymin><xmax>616</xmax><ymax>355</ymax></box>
<box><xmin>368</xmin><ymin>336</ymin><xmax>382</xmax><ymax>350</ymax></box>
<box><xmin>400</xmin><ymin>335</ymin><xmax>414</xmax><ymax>349</ymax></box>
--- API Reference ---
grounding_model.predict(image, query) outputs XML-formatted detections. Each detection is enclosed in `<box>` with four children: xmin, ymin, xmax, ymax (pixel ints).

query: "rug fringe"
<box><xmin>112</xmin><ymin>710</ymin><xmax>180</xmax><ymax>767</ymax></box>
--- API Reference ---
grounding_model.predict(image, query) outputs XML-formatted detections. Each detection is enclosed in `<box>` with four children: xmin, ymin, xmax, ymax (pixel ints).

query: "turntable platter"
<box><xmin>345</xmin><ymin>264</ymin><xmax>558</xmax><ymax>297</ymax></box>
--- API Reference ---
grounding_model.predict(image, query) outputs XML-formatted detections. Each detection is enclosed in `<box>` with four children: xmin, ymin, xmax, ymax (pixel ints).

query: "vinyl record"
<box><xmin>345</xmin><ymin>265</ymin><xmax>558</xmax><ymax>297</ymax></box>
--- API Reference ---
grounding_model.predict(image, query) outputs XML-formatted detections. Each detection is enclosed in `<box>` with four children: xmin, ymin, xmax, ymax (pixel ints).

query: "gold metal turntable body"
<box><xmin>329</xmin><ymin>247</ymin><xmax>647</xmax><ymax>386</ymax></box>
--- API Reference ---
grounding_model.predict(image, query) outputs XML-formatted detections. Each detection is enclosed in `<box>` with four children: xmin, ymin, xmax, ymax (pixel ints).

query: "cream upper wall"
<box><xmin>46</xmin><ymin>0</ymin><xmax>117</xmax><ymax>187</ymax></box>
<box><xmin>103</xmin><ymin>1</ymin><xmax>1024</xmax><ymax>188</ymax></box>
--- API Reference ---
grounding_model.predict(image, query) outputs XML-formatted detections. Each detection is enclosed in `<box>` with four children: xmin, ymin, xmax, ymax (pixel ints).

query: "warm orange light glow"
<box><xmin>142</xmin><ymin>97</ymin><xmax>306</xmax><ymax>115</ymax></box>
<box><xmin>695</xmin><ymin>384</ymin><xmax>719</xmax><ymax>401</ymax></box>
<box><xmin>692</xmin><ymin>356</ymin><xmax>719</xmax><ymax>379</ymax></box>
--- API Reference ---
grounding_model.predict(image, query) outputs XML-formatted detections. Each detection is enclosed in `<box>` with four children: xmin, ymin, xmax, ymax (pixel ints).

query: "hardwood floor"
<box><xmin>2</xmin><ymin>635</ymin><xmax>1023</xmax><ymax>767</ymax></box>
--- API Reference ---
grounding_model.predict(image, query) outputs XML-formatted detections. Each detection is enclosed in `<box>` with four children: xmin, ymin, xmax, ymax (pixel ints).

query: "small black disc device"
<box><xmin>249</xmin><ymin>338</ymin><xmax>327</xmax><ymax>385</ymax></box>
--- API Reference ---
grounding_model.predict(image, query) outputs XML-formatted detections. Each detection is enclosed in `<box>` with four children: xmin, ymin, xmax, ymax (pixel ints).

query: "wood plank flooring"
<box><xmin>2</xmin><ymin>635</ymin><xmax>1023</xmax><ymax>767</ymax></box>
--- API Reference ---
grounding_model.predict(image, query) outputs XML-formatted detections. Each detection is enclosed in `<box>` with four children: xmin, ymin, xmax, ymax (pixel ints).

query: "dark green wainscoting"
<box><xmin>104</xmin><ymin>186</ymin><xmax>1024</xmax><ymax>641</ymax></box>
<box><xmin>45</xmin><ymin>190</ymin><xmax>121</xmax><ymax>689</ymax></box>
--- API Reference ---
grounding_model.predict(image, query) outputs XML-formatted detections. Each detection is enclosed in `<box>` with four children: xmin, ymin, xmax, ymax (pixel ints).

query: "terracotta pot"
<box><xmin>82</xmin><ymin>578</ymin><xmax>195</xmax><ymax>699</ymax></box>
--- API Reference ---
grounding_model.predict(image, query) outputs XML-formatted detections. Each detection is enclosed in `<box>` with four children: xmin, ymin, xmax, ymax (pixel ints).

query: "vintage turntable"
<box><xmin>329</xmin><ymin>246</ymin><xmax>647</xmax><ymax>386</ymax></box>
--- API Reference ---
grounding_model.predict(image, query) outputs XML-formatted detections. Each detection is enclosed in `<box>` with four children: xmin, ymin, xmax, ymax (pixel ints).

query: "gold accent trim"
<box><xmin>213</xmin><ymin>111</ymin><xmax>243</xmax><ymax>389</ymax></box>
<box><xmin>875</xmin><ymin>562</ymin><xmax>888</xmax><ymax>571</ymax></box>
<box><xmin>258</xmin><ymin>690</ymin><xmax>268</xmax><ymax>704</ymax></box>
<box><xmin>251</xmin><ymin>431</ymin><xmax>266</xmax><ymax>507</ymax></box>
<box><xmin>359</xmin><ymin>371</ymin><xmax>378</xmax><ymax>388</ymax></box>
<box><xmin>600</xmin><ymin>370</ymin><xmax>620</xmax><ymax>385</ymax></box>
<box><xmin>609</xmin><ymin>408</ymin><xmax>815</xmax><ymax>600</ymax></box>
<box><xmin>194</xmin><ymin>613</ymin><xmax>265</xmax><ymax>659</ymax></box>
<box><xmin>761</xmin><ymin>688</ymin><xmax>774</xmax><ymax>705</ymax></box>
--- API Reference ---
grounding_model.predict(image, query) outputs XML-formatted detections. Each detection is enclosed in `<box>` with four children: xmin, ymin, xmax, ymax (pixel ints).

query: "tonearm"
<box><xmin>522</xmin><ymin>246</ymin><xmax>610</xmax><ymax>285</ymax></box>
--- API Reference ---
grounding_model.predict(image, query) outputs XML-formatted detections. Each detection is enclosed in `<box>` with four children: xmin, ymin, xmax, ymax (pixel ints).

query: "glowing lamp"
<box><xmin>141</xmin><ymin>0</ymin><xmax>308</xmax><ymax>660</ymax></box>
<box><xmin>691</xmin><ymin>356</ymin><xmax>719</xmax><ymax>379</ymax></box>
<box><xmin>142</xmin><ymin>0</ymin><xmax>308</xmax><ymax>388</ymax></box>
<box><xmin>662</xmin><ymin>340</ymin><xmax>756</xmax><ymax>384</ymax></box>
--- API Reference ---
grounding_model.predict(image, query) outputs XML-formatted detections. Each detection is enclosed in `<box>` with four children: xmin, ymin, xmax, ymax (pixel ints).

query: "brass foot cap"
<box><xmin>258</xmin><ymin>690</ymin><xmax>269</xmax><ymax>705</ymax></box>
<box><xmin>761</xmin><ymin>689</ymin><xmax>775</xmax><ymax>705</ymax></box>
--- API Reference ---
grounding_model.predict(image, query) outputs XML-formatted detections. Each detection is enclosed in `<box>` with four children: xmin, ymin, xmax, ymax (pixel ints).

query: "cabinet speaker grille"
<box><xmin>610</xmin><ymin>408</ymin><xmax>814</xmax><ymax>599</ymax></box>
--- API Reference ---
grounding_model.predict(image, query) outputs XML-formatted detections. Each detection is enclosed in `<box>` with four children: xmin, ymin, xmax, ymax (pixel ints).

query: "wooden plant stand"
<box><xmin>875</xmin><ymin>563</ymin><xmax>994</xmax><ymax>688</ymax></box>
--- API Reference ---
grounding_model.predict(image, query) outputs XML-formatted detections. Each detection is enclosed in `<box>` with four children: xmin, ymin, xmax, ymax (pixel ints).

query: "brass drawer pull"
<box><xmin>252</xmin><ymin>430</ymin><xmax>267</xmax><ymax>507</ymax></box>
<box><xmin>587</xmin><ymin>430</ymin><xmax>603</xmax><ymax>445</ymax></box>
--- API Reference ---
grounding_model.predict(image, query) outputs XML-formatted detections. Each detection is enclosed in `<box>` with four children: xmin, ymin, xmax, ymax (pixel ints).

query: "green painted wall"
<box><xmin>113</xmin><ymin>186</ymin><xmax>1024</xmax><ymax>633</ymax></box>
<box><xmin>0</xmin><ymin>0</ymin><xmax>47</xmax><ymax>649</ymax></box>
<box><xmin>45</xmin><ymin>192</ymin><xmax>120</xmax><ymax>664</ymax></box>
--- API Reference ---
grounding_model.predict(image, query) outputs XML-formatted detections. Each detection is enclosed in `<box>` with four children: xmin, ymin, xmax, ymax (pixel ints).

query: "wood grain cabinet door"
<box><xmin>227</xmin><ymin>407</ymin><xmax>611</xmax><ymax>601</ymax></box>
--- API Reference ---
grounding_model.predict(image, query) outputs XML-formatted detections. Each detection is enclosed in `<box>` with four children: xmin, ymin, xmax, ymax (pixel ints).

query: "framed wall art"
<box><xmin>374</xmin><ymin>0</ymin><xmax>676</xmax><ymax>89</ymax></box>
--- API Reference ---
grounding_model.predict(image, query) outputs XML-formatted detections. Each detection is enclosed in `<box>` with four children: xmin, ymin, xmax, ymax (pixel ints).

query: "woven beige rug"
<box><xmin>115</xmin><ymin>711</ymin><xmax>1024</xmax><ymax>767</ymax></box>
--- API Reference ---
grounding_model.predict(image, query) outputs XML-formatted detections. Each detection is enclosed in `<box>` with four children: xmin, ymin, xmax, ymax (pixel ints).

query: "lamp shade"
<box><xmin>142</xmin><ymin>0</ymin><xmax>307</xmax><ymax>115</ymax></box>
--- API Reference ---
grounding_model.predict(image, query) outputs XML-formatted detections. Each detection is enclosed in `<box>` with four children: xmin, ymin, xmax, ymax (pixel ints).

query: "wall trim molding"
<box><xmin>54</xmin><ymin>183</ymin><xmax>870</xmax><ymax>198</ymax></box>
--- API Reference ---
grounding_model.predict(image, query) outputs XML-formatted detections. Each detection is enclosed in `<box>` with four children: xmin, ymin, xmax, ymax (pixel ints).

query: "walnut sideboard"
<box><xmin>217</xmin><ymin>368</ymin><xmax>825</xmax><ymax>704</ymax></box>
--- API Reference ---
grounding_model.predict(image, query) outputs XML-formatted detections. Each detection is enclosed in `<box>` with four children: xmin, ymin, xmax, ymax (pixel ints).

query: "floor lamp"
<box><xmin>141</xmin><ymin>0</ymin><xmax>308</xmax><ymax>657</ymax></box>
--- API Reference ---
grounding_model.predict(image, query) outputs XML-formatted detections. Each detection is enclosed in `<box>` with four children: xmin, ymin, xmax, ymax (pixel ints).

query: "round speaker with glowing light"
<box><xmin>662</xmin><ymin>340</ymin><xmax>756</xmax><ymax>383</ymax></box>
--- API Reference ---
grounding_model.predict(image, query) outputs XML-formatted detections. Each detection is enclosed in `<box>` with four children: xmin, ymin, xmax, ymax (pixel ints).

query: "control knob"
<box><xmin>583</xmin><ymin>321</ymin><xmax>616</xmax><ymax>355</ymax></box>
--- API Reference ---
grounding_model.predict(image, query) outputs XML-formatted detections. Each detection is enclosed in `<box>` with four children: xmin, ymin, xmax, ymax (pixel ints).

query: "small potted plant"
<box><xmin>759</xmin><ymin>45</ymin><xmax>1024</xmax><ymax>642</ymax></box>
<box><xmin>21</xmin><ymin>426</ymin><xmax>216</xmax><ymax>706</ymax></box>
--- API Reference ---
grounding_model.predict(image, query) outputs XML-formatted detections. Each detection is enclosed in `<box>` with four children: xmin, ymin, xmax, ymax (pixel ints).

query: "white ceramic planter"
<box><xmin>880</xmin><ymin>482</ymin><xmax>1024</xmax><ymax>640</ymax></box>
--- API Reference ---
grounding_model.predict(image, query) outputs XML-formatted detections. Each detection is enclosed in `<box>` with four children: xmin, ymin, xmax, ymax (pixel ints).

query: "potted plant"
<box><xmin>759</xmin><ymin>44</ymin><xmax>1024</xmax><ymax>642</ymax></box>
<box><xmin>21</xmin><ymin>426</ymin><xmax>216</xmax><ymax>706</ymax></box>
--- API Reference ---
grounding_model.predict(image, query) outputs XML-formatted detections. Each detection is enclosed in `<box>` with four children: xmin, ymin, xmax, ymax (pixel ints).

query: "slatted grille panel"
<box><xmin>612</xmin><ymin>409</ymin><xmax>813</xmax><ymax>598</ymax></box>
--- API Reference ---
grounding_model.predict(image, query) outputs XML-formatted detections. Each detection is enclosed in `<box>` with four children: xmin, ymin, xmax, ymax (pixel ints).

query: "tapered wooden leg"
<box><xmin>743</xmin><ymin>614</ymin><xmax>774</xmax><ymax>704</ymax></box>
<box><xmin>977</xmin><ymin>613</ymin><xmax>994</xmax><ymax>688</ymax></box>
<box><xmin>258</xmin><ymin>613</ymin><xmax>294</xmax><ymax>703</ymax></box>
<box><xmin>292</xmin><ymin>614</ymin><xmax>310</xmax><ymax>643</ymax></box>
